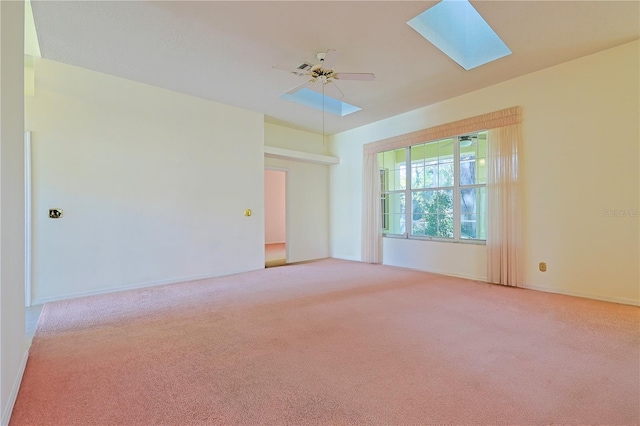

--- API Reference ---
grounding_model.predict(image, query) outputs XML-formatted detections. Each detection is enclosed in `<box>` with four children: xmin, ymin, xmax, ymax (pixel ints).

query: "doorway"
<box><xmin>264</xmin><ymin>169</ymin><xmax>287</xmax><ymax>267</ymax></box>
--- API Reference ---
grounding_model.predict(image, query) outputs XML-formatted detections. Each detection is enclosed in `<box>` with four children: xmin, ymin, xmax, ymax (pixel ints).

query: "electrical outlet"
<box><xmin>539</xmin><ymin>262</ymin><xmax>547</xmax><ymax>272</ymax></box>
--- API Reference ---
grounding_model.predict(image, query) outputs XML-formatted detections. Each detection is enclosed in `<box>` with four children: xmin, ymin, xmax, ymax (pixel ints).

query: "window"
<box><xmin>378</xmin><ymin>148</ymin><xmax>406</xmax><ymax>236</ymax></box>
<box><xmin>378</xmin><ymin>131</ymin><xmax>487</xmax><ymax>242</ymax></box>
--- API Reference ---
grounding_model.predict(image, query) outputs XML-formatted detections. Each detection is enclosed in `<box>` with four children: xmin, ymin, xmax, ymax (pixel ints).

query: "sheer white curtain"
<box><xmin>486</xmin><ymin>124</ymin><xmax>523</xmax><ymax>286</ymax></box>
<box><xmin>361</xmin><ymin>152</ymin><xmax>381</xmax><ymax>263</ymax></box>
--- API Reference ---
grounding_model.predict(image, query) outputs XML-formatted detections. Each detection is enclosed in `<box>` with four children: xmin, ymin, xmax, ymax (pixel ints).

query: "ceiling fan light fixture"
<box><xmin>459</xmin><ymin>135</ymin><xmax>476</xmax><ymax>147</ymax></box>
<box><xmin>408</xmin><ymin>0</ymin><xmax>512</xmax><ymax>70</ymax></box>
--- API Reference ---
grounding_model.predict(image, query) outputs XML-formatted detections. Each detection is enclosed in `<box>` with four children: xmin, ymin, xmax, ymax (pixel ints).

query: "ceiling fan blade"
<box><xmin>334</xmin><ymin>72</ymin><xmax>375</xmax><ymax>81</ymax></box>
<box><xmin>322</xmin><ymin>49</ymin><xmax>340</xmax><ymax>69</ymax></box>
<box><xmin>324</xmin><ymin>80</ymin><xmax>344</xmax><ymax>99</ymax></box>
<box><xmin>285</xmin><ymin>80</ymin><xmax>314</xmax><ymax>95</ymax></box>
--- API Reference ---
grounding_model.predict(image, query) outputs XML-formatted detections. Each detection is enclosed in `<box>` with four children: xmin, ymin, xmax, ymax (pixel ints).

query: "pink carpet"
<box><xmin>11</xmin><ymin>259</ymin><xmax>640</xmax><ymax>425</ymax></box>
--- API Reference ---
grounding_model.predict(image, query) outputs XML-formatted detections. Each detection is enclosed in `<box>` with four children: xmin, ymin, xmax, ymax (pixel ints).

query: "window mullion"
<box><xmin>405</xmin><ymin>148</ymin><xmax>411</xmax><ymax>238</ymax></box>
<box><xmin>453</xmin><ymin>136</ymin><xmax>460</xmax><ymax>241</ymax></box>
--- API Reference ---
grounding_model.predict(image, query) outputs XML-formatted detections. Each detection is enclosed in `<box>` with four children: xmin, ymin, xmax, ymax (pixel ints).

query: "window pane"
<box><xmin>460</xmin><ymin>132</ymin><xmax>487</xmax><ymax>186</ymax></box>
<box><xmin>394</xmin><ymin>167</ymin><xmax>406</xmax><ymax>190</ymax></box>
<box><xmin>411</xmin><ymin>190</ymin><xmax>453</xmax><ymax>238</ymax></box>
<box><xmin>411</xmin><ymin>164</ymin><xmax>426</xmax><ymax>189</ymax></box>
<box><xmin>476</xmin><ymin>133</ymin><xmax>487</xmax><ymax>184</ymax></box>
<box><xmin>411</xmin><ymin>144</ymin><xmax>429</xmax><ymax>190</ymax></box>
<box><xmin>411</xmin><ymin>144</ymin><xmax>426</xmax><ymax>162</ymax></box>
<box><xmin>386</xmin><ymin>170</ymin><xmax>395</xmax><ymax>191</ymax></box>
<box><xmin>460</xmin><ymin>187</ymin><xmax>486</xmax><ymax>240</ymax></box>
<box><xmin>379</xmin><ymin>148</ymin><xmax>406</xmax><ymax>191</ymax></box>
<box><xmin>411</xmin><ymin>191</ymin><xmax>426</xmax><ymax>236</ymax></box>
<box><xmin>387</xmin><ymin>193</ymin><xmax>406</xmax><ymax>235</ymax></box>
<box><xmin>425</xmin><ymin>165</ymin><xmax>437</xmax><ymax>188</ymax></box>
<box><xmin>423</xmin><ymin>141</ymin><xmax>439</xmax><ymax>164</ymax></box>
<box><xmin>460</xmin><ymin>160</ymin><xmax>476</xmax><ymax>185</ymax></box>
<box><xmin>439</xmin><ymin>163</ymin><xmax>454</xmax><ymax>187</ymax></box>
<box><xmin>439</xmin><ymin>139</ymin><xmax>454</xmax><ymax>163</ymax></box>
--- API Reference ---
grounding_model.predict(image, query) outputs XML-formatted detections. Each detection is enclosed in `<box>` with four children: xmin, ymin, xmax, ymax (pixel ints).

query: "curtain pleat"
<box><xmin>361</xmin><ymin>152</ymin><xmax>381</xmax><ymax>263</ymax></box>
<box><xmin>486</xmin><ymin>124</ymin><xmax>523</xmax><ymax>286</ymax></box>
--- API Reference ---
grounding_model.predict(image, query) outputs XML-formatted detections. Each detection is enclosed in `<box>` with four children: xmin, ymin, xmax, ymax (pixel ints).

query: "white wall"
<box><xmin>1</xmin><ymin>1</ymin><xmax>26</xmax><ymax>424</ymax></box>
<box><xmin>330</xmin><ymin>40</ymin><xmax>640</xmax><ymax>305</ymax></box>
<box><xmin>264</xmin><ymin>123</ymin><xmax>330</xmax><ymax>263</ymax></box>
<box><xmin>264</xmin><ymin>170</ymin><xmax>286</xmax><ymax>244</ymax></box>
<box><xmin>265</xmin><ymin>122</ymin><xmax>327</xmax><ymax>155</ymax></box>
<box><xmin>26</xmin><ymin>58</ymin><xmax>265</xmax><ymax>304</ymax></box>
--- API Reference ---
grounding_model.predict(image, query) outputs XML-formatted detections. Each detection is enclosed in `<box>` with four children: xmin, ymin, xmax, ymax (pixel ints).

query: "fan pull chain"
<box><xmin>322</xmin><ymin>80</ymin><xmax>325</xmax><ymax>147</ymax></box>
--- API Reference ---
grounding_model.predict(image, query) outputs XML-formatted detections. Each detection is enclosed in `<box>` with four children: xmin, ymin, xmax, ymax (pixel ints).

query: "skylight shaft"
<box><xmin>280</xmin><ymin>88</ymin><xmax>361</xmax><ymax>117</ymax></box>
<box><xmin>407</xmin><ymin>0</ymin><xmax>512</xmax><ymax>70</ymax></box>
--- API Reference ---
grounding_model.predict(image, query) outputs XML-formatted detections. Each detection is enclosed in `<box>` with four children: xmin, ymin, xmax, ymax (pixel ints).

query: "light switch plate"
<box><xmin>49</xmin><ymin>208</ymin><xmax>63</xmax><ymax>219</ymax></box>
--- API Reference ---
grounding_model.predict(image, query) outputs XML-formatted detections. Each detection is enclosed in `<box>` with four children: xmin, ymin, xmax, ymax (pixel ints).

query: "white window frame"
<box><xmin>380</xmin><ymin>132</ymin><xmax>486</xmax><ymax>244</ymax></box>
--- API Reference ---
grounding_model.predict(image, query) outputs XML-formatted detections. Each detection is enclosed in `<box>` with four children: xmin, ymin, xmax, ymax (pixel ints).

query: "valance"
<box><xmin>363</xmin><ymin>106</ymin><xmax>521</xmax><ymax>155</ymax></box>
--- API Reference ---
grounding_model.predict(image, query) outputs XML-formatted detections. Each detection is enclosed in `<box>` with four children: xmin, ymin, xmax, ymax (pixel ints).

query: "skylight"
<box><xmin>407</xmin><ymin>0</ymin><xmax>511</xmax><ymax>70</ymax></box>
<box><xmin>280</xmin><ymin>88</ymin><xmax>361</xmax><ymax>117</ymax></box>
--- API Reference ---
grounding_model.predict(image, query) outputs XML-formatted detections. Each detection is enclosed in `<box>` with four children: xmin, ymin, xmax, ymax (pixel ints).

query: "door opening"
<box><xmin>264</xmin><ymin>169</ymin><xmax>287</xmax><ymax>267</ymax></box>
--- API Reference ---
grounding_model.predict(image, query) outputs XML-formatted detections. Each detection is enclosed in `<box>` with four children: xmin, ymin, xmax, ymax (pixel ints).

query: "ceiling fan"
<box><xmin>275</xmin><ymin>49</ymin><xmax>375</xmax><ymax>99</ymax></box>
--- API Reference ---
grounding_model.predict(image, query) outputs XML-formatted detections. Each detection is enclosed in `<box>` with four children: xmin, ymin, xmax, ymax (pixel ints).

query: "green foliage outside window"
<box><xmin>412</xmin><ymin>190</ymin><xmax>454</xmax><ymax>238</ymax></box>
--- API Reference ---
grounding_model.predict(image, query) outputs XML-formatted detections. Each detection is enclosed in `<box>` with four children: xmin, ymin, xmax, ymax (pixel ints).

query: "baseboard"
<box><xmin>31</xmin><ymin>268</ymin><xmax>261</xmax><ymax>305</ymax></box>
<box><xmin>31</xmin><ymin>262</ymin><xmax>638</xmax><ymax>308</ymax></box>
<box><xmin>521</xmin><ymin>284</ymin><xmax>640</xmax><ymax>307</ymax></box>
<box><xmin>429</xmin><ymin>270</ymin><xmax>487</xmax><ymax>282</ymax></box>
<box><xmin>331</xmin><ymin>254</ymin><xmax>361</xmax><ymax>262</ymax></box>
<box><xmin>379</xmin><ymin>261</ymin><xmax>486</xmax><ymax>282</ymax></box>
<box><xmin>1</xmin><ymin>349</ymin><xmax>29</xmax><ymax>426</ymax></box>
<box><xmin>378</xmin><ymin>263</ymin><xmax>638</xmax><ymax>305</ymax></box>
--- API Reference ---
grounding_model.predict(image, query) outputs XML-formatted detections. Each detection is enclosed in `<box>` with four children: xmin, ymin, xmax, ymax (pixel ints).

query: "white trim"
<box><xmin>333</xmin><ymin>257</ymin><xmax>486</xmax><ymax>281</ymax></box>
<box><xmin>383</xmin><ymin>262</ymin><xmax>487</xmax><ymax>282</ymax></box>
<box><xmin>521</xmin><ymin>283</ymin><xmax>640</xmax><ymax>307</ymax></box>
<box><xmin>382</xmin><ymin>262</ymin><xmax>638</xmax><ymax>305</ymax></box>
<box><xmin>24</xmin><ymin>131</ymin><xmax>32</xmax><ymax>307</ymax></box>
<box><xmin>264</xmin><ymin>146</ymin><xmax>339</xmax><ymax>166</ymax></box>
<box><xmin>423</xmin><ymin>269</ymin><xmax>486</xmax><ymax>282</ymax></box>
<box><xmin>1</xmin><ymin>350</ymin><xmax>29</xmax><ymax>426</ymax></box>
<box><xmin>284</xmin><ymin>169</ymin><xmax>289</xmax><ymax>264</ymax></box>
<box><xmin>331</xmin><ymin>254</ymin><xmax>361</xmax><ymax>262</ymax></box>
<box><xmin>30</xmin><ymin>268</ymin><xmax>259</xmax><ymax>305</ymax></box>
<box><xmin>376</xmin><ymin>260</ymin><xmax>637</xmax><ymax>305</ymax></box>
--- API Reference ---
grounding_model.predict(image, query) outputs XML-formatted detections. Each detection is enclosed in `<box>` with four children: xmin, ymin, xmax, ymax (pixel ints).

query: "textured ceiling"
<box><xmin>32</xmin><ymin>1</ymin><xmax>639</xmax><ymax>135</ymax></box>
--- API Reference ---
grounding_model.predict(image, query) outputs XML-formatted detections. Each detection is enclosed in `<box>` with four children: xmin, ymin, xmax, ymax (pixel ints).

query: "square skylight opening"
<box><xmin>407</xmin><ymin>0</ymin><xmax>511</xmax><ymax>70</ymax></box>
<box><xmin>280</xmin><ymin>88</ymin><xmax>361</xmax><ymax>117</ymax></box>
